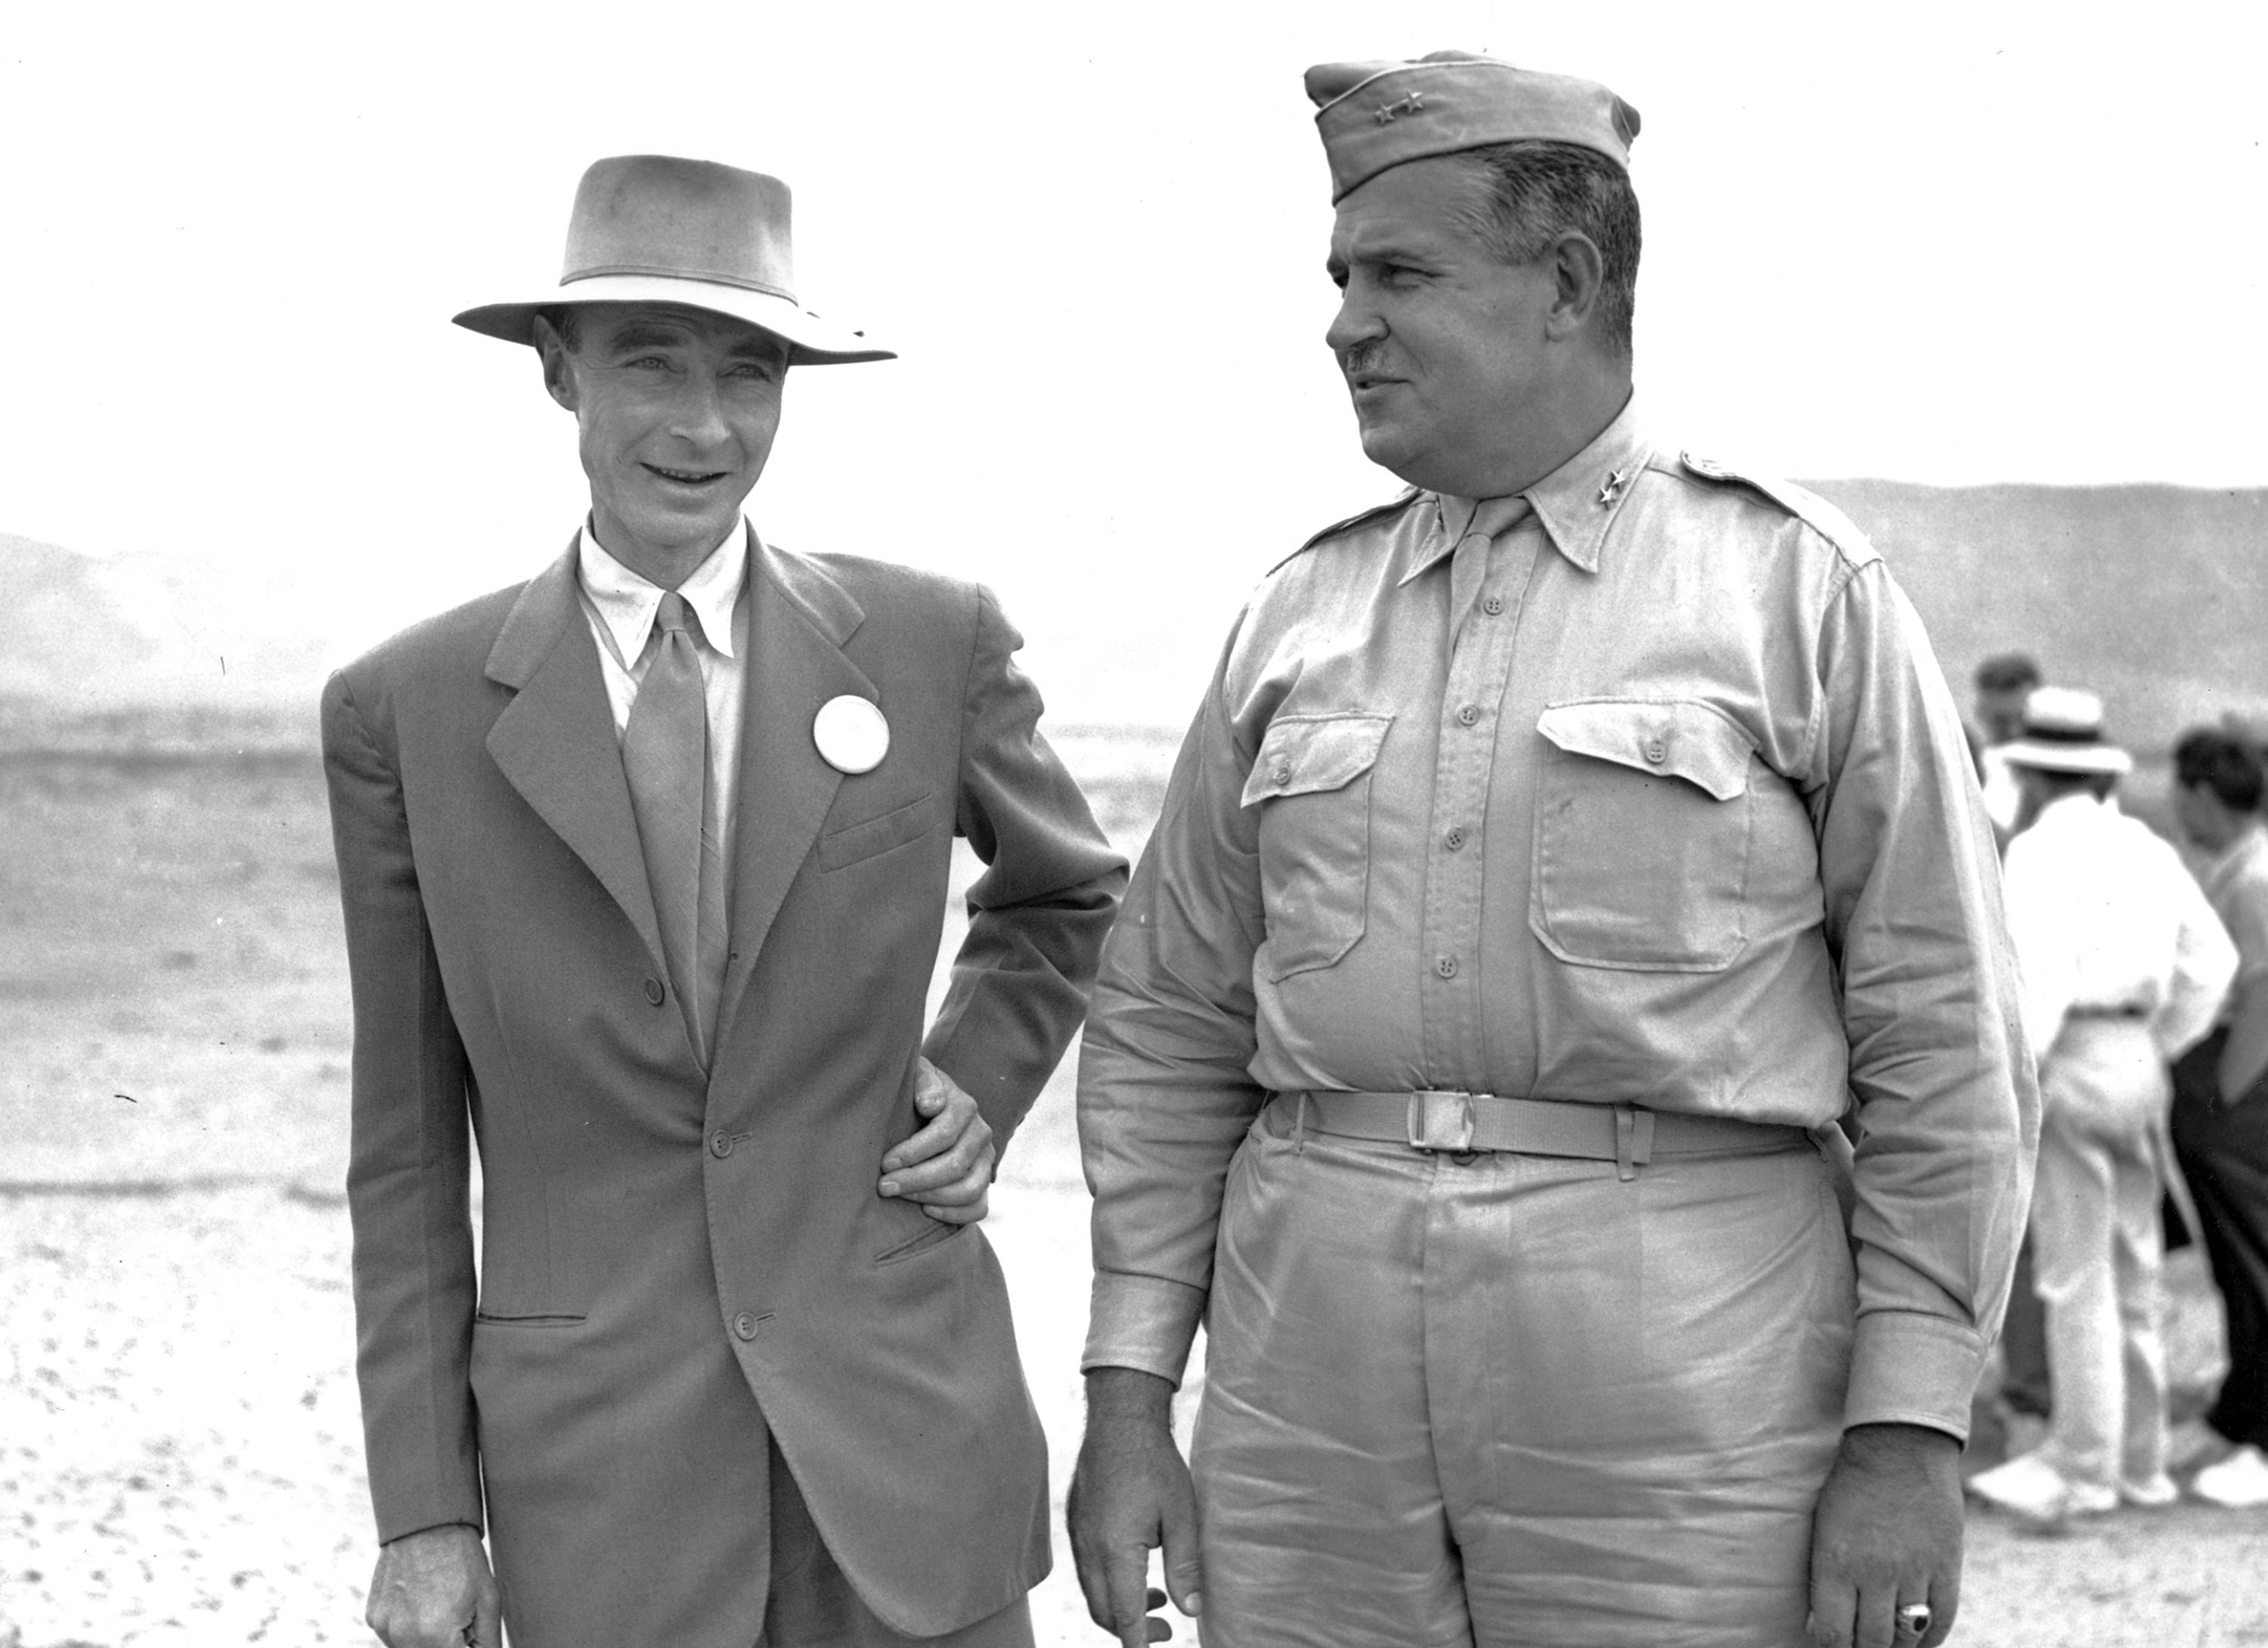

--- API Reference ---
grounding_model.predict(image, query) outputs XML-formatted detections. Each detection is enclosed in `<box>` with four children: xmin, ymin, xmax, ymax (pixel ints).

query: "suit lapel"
<box><xmin>712</xmin><ymin>536</ymin><xmax>874</xmax><ymax>1055</ymax></box>
<box><xmin>484</xmin><ymin>539</ymin><xmax>667</xmax><ymax>975</ymax></box>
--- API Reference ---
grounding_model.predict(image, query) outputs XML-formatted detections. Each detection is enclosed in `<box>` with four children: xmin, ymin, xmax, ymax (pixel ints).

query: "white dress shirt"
<box><xmin>2002</xmin><ymin>791</ymin><xmax>2236</xmax><ymax>1063</ymax></box>
<box><xmin>575</xmin><ymin>521</ymin><xmax>751</xmax><ymax>859</ymax></box>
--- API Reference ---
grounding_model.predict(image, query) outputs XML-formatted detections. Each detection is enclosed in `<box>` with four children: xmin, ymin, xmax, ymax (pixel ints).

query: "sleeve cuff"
<box><xmin>1083</xmin><ymin>1272</ymin><xmax>1208</xmax><ymax>1386</ymax></box>
<box><xmin>1842</xmin><ymin>1308</ymin><xmax>1991</xmax><ymax>1444</ymax></box>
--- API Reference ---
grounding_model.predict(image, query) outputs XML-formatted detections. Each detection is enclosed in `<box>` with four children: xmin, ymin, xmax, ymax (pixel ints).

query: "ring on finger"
<box><xmin>1895</xmin><ymin>1601</ymin><xmax>1933</xmax><ymax>1637</ymax></box>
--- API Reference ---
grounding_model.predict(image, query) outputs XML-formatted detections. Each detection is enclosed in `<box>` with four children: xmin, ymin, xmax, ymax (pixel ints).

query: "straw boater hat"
<box><xmin>453</xmin><ymin>154</ymin><xmax>892</xmax><ymax>367</ymax></box>
<box><xmin>1999</xmin><ymin>686</ymin><xmax>2133</xmax><ymax>776</ymax></box>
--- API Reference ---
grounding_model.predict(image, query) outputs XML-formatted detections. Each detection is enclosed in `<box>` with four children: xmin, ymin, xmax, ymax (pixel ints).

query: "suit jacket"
<box><xmin>321</xmin><ymin>531</ymin><xmax>1126</xmax><ymax>1647</ymax></box>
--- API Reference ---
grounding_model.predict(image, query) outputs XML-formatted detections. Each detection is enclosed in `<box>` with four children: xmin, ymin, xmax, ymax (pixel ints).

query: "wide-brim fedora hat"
<box><xmin>454</xmin><ymin>155</ymin><xmax>892</xmax><ymax>366</ymax></box>
<box><xmin>2000</xmin><ymin>685</ymin><xmax>2133</xmax><ymax>776</ymax></box>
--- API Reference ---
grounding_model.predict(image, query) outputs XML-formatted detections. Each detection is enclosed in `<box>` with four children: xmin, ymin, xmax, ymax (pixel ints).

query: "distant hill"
<box><xmin>0</xmin><ymin>531</ymin><xmax>327</xmax><ymax>749</ymax></box>
<box><xmin>1809</xmin><ymin>481</ymin><xmax>2268</xmax><ymax>754</ymax></box>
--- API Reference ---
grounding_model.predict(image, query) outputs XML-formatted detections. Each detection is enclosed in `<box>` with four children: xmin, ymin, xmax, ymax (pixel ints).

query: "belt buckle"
<box><xmin>1407</xmin><ymin>1089</ymin><xmax>1476</xmax><ymax>1152</ymax></box>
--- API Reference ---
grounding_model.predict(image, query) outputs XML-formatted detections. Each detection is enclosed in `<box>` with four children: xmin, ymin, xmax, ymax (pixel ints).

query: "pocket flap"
<box><xmin>1536</xmin><ymin>699</ymin><xmax>1752</xmax><ymax>801</ymax></box>
<box><xmin>1241</xmin><ymin>714</ymin><xmax>1394</xmax><ymax>807</ymax></box>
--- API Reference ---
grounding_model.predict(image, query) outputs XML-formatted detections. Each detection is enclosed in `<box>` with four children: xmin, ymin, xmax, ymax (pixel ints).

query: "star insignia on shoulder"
<box><xmin>1596</xmin><ymin>467</ymin><xmax>1628</xmax><ymax>507</ymax></box>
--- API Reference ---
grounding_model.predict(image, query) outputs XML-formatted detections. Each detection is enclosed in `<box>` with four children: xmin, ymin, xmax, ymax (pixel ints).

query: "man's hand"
<box><xmin>1067</xmin><ymin>1368</ymin><xmax>1201</xmax><ymax>1645</ymax></box>
<box><xmin>366</xmin><ymin>1523</ymin><xmax>500</xmax><ymax>1648</ymax></box>
<box><xmin>1808</xmin><ymin>1422</ymin><xmax>1963</xmax><ymax>1648</ymax></box>
<box><xmin>878</xmin><ymin>1058</ymin><xmax>996</xmax><ymax>1224</ymax></box>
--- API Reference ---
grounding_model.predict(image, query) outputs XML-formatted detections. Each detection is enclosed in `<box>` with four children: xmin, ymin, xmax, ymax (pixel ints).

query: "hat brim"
<box><xmin>2000</xmin><ymin>739</ymin><xmax>2133</xmax><ymax>776</ymax></box>
<box><xmin>453</xmin><ymin>274</ymin><xmax>893</xmax><ymax>366</ymax></box>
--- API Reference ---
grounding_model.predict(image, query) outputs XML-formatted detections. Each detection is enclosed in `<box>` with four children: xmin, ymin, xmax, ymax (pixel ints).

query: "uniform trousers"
<box><xmin>2170</xmin><ymin>1028</ymin><xmax>2268</xmax><ymax>1451</ymax></box>
<box><xmin>1191</xmin><ymin>1101</ymin><xmax>1853</xmax><ymax>1648</ymax></box>
<box><xmin>2028</xmin><ymin>1017</ymin><xmax>2170</xmax><ymax>1492</ymax></box>
<box><xmin>754</xmin><ymin>1439</ymin><xmax>1036</xmax><ymax>1648</ymax></box>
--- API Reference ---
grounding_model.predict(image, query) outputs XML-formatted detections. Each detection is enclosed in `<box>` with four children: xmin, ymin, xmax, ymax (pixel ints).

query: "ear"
<box><xmin>531</xmin><ymin>314</ymin><xmax>578</xmax><ymax>411</ymax></box>
<box><xmin>1541</xmin><ymin>231</ymin><xmax>1606</xmax><ymax>342</ymax></box>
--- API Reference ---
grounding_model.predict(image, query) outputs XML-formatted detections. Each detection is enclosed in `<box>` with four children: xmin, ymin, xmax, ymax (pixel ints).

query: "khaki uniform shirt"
<box><xmin>1080</xmin><ymin>400</ymin><xmax>2038</xmax><ymax>1440</ymax></box>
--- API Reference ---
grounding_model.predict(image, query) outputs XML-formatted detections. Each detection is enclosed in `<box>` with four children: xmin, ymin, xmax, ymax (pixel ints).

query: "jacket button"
<box><xmin>733</xmin><ymin>1312</ymin><xmax>761</xmax><ymax>1341</ymax></box>
<box><xmin>710</xmin><ymin>1129</ymin><xmax>735</xmax><ymax>1159</ymax></box>
<box><xmin>1443</xmin><ymin>827</ymin><xmax>1467</xmax><ymax>850</ymax></box>
<box><xmin>643</xmin><ymin>977</ymin><xmax>666</xmax><ymax>1005</ymax></box>
<box><xmin>1457</xmin><ymin>705</ymin><xmax>1480</xmax><ymax>726</ymax></box>
<box><xmin>1482</xmin><ymin>594</ymin><xmax>1505</xmax><ymax>616</ymax></box>
<box><xmin>1435</xmin><ymin>956</ymin><xmax>1458</xmax><ymax>979</ymax></box>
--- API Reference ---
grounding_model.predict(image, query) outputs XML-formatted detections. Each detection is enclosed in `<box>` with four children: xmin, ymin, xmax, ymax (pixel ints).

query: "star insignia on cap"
<box><xmin>1597</xmin><ymin>467</ymin><xmax>1628</xmax><ymax>507</ymax></box>
<box><xmin>1374</xmin><ymin>92</ymin><xmax>1426</xmax><ymax>125</ymax></box>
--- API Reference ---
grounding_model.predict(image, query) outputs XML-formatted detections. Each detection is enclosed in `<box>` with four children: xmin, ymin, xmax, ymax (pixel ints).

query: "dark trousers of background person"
<box><xmin>2000</xmin><ymin>1238</ymin><xmax>2054</xmax><ymax>1418</ymax></box>
<box><xmin>2170</xmin><ymin>1027</ymin><xmax>2268</xmax><ymax>1453</ymax></box>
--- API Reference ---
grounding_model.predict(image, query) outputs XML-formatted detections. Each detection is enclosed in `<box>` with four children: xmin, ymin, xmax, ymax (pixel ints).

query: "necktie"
<box><xmin>622</xmin><ymin>593</ymin><xmax>727</xmax><ymax>1065</ymax></box>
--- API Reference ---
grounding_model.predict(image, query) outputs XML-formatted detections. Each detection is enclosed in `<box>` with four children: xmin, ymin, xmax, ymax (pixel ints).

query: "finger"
<box><xmin>921</xmin><ymin>1188</ymin><xmax>990</xmax><ymax>1225</ymax></box>
<box><xmin>881</xmin><ymin>1136</ymin><xmax>986</xmax><ymax>1197</ymax></box>
<box><xmin>1104</xmin><ymin>1540</ymin><xmax>1155</xmax><ymax>1648</ymax></box>
<box><xmin>1808</xmin><ymin>1572</ymin><xmax>1856</xmax><ymax>1648</ymax></box>
<box><xmin>1851</xmin><ymin>1581</ymin><xmax>1896</xmax><ymax>1648</ymax></box>
<box><xmin>881</xmin><ymin>1107</ymin><xmax>959</xmax><ymax>1173</ymax></box>
<box><xmin>475</xmin><ymin>1581</ymin><xmax>504</xmax><ymax>1648</ymax></box>
<box><xmin>1920</xmin><ymin>1572</ymin><xmax>1959</xmax><ymax>1648</ymax></box>
<box><xmin>1159</xmin><ymin>1468</ymin><xmax>1204</xmax><ymax>1620</ymax></box>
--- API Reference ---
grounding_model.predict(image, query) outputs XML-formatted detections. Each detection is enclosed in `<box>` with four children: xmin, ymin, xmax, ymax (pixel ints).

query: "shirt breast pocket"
<box><xmin>1243</xmin><ymin>712</ymin><xmax>1393</xmax><ymax>981</ymax></box>
<box><xmin>1529</xmin><ymin>699</ymin><xmax>1755</xmax><ymax>971</ymax></box>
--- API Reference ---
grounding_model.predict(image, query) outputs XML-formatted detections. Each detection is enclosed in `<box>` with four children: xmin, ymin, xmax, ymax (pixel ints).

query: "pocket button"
<box><xmin>1644</xmin><ymin>739</ymin><xmax>1667</xmax><ymax>764</ymax></box>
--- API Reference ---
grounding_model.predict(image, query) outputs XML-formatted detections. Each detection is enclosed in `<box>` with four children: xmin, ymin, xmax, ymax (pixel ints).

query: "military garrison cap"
<box><xmin>1306</xmin><ymin>51</ymin><xmax>1640</xmax><ymax>203</ymax></box>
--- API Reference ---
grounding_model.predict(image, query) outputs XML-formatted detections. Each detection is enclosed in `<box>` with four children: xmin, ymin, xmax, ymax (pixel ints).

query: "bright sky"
<box><xmin>4</xmin><ymin>1</ymin><xmax>2263</xmax><ymax>721</ymax></box>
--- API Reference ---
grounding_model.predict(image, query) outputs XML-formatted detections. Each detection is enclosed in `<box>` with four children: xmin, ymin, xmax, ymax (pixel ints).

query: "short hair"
<box><xmin>1452</xmin><ymin>141</ymin><xmax>1641</xmax><ymax>356</ymax></box>
<box><xmin>1974</xmin><ymin>652</ymin><xmax>2043</xmax><ymax>694</ymax></box>
<box><xmin>2175</xmin><ymin>727</ymin><xmax>2266</xmax><ymax>813</ymax></box>
<box><xmin>538</xmin><ymin>305</ymin><xmax>582</xmax><ymax>351</ymax></box>
<box><xmin>2025</xmin><ymin>767</ymin><xmax>2118</xmax><ymax>804</ymax></box>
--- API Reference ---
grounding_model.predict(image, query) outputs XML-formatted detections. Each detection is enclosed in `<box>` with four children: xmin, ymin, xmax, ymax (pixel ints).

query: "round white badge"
<box><xmin>813</xmin><ymin>695</ymin><xmax>890</xmax><ymax>774</ymax></box>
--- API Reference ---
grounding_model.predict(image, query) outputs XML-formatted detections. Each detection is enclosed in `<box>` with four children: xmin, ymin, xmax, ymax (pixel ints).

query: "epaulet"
<box><xmin>1678</xmin><ymin>451</ymin><xmax>1877</xmax><ymax>565</ymax></box>
<box><xmin>1268</xmin><ymin>488</ymin><xmax>1426</xmax><ymax>575</ymax></box>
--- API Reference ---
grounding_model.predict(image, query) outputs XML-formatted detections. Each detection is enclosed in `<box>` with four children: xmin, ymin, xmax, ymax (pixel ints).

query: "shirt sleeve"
<box><xmin>1811</xmin><ymin>562</ymin><xmax>2040</xmax><ymax>1440</ymax></box>
<box><xmin>1078</xmin><ymin>619</ymin><xmax>1270</xmax><ymax>1385</ymax></box>
<box><xmin>922</xmin><ymin>586</ymin><xmax>1129</xmax><ymax>1160</ymax></box>
<box><xmin>2155</xmin><ymin>852</ymin><xmax>2238</xmax><ymax>1063</ymax></box>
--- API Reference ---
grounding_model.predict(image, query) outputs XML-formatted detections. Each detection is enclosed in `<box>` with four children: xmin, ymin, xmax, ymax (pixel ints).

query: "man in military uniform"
<box><xmin>1066</xmin><ymin>54</ymin><xmax>2035</xmax><ymax>1648</ymax></box>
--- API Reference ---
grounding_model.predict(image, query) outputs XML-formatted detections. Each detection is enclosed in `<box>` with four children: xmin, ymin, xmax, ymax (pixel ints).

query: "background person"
<box><xmin>1968</xmin><ymin>689</ymin><xmax>2234</xmax><ymax>1521</ymax></box>
<box><xmin>2167</xmin><ymin>727</ymin><xmax>2268</xmax><ymax>1506</ymax></box>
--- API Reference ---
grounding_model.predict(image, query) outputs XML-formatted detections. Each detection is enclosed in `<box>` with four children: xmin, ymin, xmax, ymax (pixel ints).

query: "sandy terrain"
<box><xmin>5</xmin><ymin>744</ymin><xmax>2268</xmax><ymax>1645</ymax></box>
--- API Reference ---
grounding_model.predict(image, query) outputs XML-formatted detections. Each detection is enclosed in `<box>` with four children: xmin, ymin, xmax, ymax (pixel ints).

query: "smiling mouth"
<box><xmin>643</xmin><ymin>462</ymin><xmax>730</xmax><ymax>485</ymax></box>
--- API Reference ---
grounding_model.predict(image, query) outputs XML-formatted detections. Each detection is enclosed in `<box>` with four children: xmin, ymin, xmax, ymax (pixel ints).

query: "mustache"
<box><xmin>1339</xmin><ymin>345</ymin><xmax>1391</xmax><ymax>379</ymax></box>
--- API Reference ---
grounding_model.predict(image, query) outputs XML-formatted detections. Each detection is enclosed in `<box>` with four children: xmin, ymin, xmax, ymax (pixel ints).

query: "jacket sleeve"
<box><xmin>1077</xmin><ymin>621</ymin><xmax>1269</xmax><ymax>1386</ymax></box>
<box><xmin>922</xmin><ymin>587</ymin><xmax>1128</xmax><ymax>1160</ymax></box>
<box><xmin>1811</xmin><ymin>561</ymin><xmax>2040</xmax><ymax>1439</ymax></box>
<box><xmin>322</xmin><ymin>667</ymin><xmax>485</xmax><ymax>1543</ymax></box>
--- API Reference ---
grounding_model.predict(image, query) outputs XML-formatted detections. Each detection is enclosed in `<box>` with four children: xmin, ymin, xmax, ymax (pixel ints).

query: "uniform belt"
<box><xmin>1269</xmin><ymin>1089</ymin><xmax>1809</xmax><ymax>1182</ymax></box>
<box><xmin>2068</xmin><ymin>1002</ymin><xmax>2151</xmax><ymax>1020</ymax></box>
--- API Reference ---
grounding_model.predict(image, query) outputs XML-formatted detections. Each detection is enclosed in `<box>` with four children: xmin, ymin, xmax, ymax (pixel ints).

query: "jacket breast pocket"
<box><xmin>1529</xmin><ymin>699</ymin><xmax>1755</xmax><ymax>971</ymax></box>
<box><xmin>1243</xmin><ymin>712</ymin><xmax>1393</xmax><ymax>981</ymax></box>
<box><xmin>816</xmin><ymin>790</ymin><xmax>938</xmax><ymax>872</ymax></box>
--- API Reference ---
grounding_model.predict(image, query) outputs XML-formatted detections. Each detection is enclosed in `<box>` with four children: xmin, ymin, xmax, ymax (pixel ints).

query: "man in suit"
<box><xmin>323</xmin><ymin>155</ymin><xmax>1126</xmax><ymax>1648</ymax></box>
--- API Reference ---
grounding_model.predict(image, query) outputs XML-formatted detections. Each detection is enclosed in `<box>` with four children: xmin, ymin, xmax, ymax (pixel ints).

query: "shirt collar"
<box><xmin>1399</xmin><ymin>394</ymin><xmax>1650</xmax><ymax>586</ymax></box>
<box><xmin>576</xmin><ymin>519</ymin><xmax>749</xmax><ymax>663</ymax></box>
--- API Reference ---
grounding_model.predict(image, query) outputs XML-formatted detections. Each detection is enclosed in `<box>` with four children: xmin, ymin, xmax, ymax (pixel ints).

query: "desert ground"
<box><xmin>5</xmin><ymin>730</ymin><xmax>2267</xmax><ymax>1646</ymax></box>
